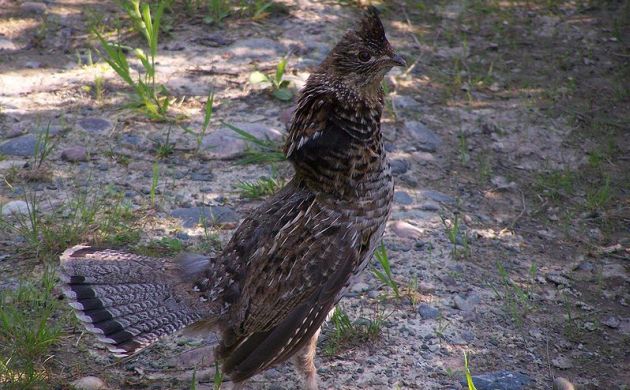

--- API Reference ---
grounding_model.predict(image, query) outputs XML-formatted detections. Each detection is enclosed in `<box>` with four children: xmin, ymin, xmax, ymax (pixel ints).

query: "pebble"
<box><xmin>190</xmin><ymin>172</ymin><xmax>214</xmax><ymax>182</ymax></box>
<box><xmin>77</xmin><ymin>117</ymin><xmax>113</xmax><ymax>134</ymax></box>
<box><xmin>170</xmin><ymin>206</ymin><xmax>239</xmax><ymax>228</ymax></box>
<box><xmin>551</xmin><ymin>356</ymin><xmax>573</xmax><ymax>369</ymax></box>
<box><xmin>20</xmin><ymin>1</ymin><xmax>47</xmax><ymax>14</ymax></box>
<box><xmin>553</xmin><ymin>377</ymin><xmax>575</xmax><ymax>390</ymax></box>
<box><xmin>389</xmin><ymin>158</ymin><xmax>409</xmax><ymax>175</ymax></box>
<box><xmin>602</xmin><ymin>316</ymin><xmax>620</xmax><ymax>329</ymax></box>
<box><xmin>202</xmin><ymin>122</ymin><xmax>284</xmax><ymax>160</ymax></box>
<box><xmin>461</xmin><ymin>371</ymin><xmax>531</xmax><ymax>390</ymax></box>
<box><xmin>1</xmin><ymin>200</ymin><xmax>29</xmax><ymax>216</ymax></box>
<box><xmin>351</xmin><ymin>282</ymin><xmax>370</xmax><ymax>293</ymax></box>
<box><xmin>404</xmin><ymin>121</ymin><xmax>442</xmax><ymax>152</ymax></box>
<box><xmin>389</xmin><ymin>221</ymin><xmax>423</xmax><ymax>239</ymax></box>
<box><xmin>69</xmin><ymin>376</ymin><xmax>107</xmax><ymax>390</ymax></box>
<box><xmin>393</xmin><ymin>191</ymin><xmax>413</xmax><ymax>205</ymax></box>
<box><xmin>0</xmin><ymin>134</ymin><xmax>37</xmax><ymax>156</ymax></box>
<box><xmin>453</xmin><ymin>294</ymin><xmax>480</xmax><ymax>312</ymax></box>
<box><xmin>419</xmin><ymin>190</ymin><xmax>455</xmax><ymax>205</ymax></box>
<box><xmin>0</xmin><ymin>37</ymin><xmax>17</xmax><ymax>51</ymax></box>
<box><xmin>417</xmin><ymin>303</ymin><xmax>440</xmax><ymax>319</ymax></box>
<box><xmin>25</xmin><ymin>61</ymin><xmax>41</xmax><ymax>69</ymax></box>
<box><xmin>391</xmin><ymin>95</ymin><xmax>420</xmax><ymax>112</ymax></box>
<box><xmin>61</xmin><ymin>146</ymin><xmax>88</xmax><ymax>162</ymax></box>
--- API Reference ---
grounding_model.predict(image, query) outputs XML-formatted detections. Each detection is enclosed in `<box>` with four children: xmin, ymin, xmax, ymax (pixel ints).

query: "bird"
<box><xmin>60</xmin><ymin>6</ymin><xmax>405</xmax><ymax>389</ymax></box>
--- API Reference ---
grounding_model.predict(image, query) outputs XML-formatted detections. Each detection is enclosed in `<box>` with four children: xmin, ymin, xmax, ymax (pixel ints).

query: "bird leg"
<box><xmin>293</xmin><ymin>329</ymin><xmax>321</xmax><ymax>390</ymax></box>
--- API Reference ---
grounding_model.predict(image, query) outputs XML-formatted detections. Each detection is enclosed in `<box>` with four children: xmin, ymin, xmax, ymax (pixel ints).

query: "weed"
<box><xmin>213</xmin><ymin>361</ymin><xmax>223</xmax><ymax>390</ymax></box>
<box><xmin>457</xmin><ymin>132</ymin><xmax>470</xmax><ymax>164</ymax></box>
<box><xmin>94</xmin><ymin>0</ymin><xmax>171</xmax><ymax>120</ymax></box>
<box><xmin>104</xmin><ymin>147</ymin><xmax>131</xmax><ymax>166</ymax></box>
<box><xmin>245</xmin><ymin>0</ymin><xmax>276</xmax><ymax>19</ymax></box>
<box><xmin>150</xmin><ymin>161</ymin><xmax>160</xmax><ymax>206</ymax></box>
<box><xmin>440</xmin><ymin>213</ymin><xmax>470</xmax><ymax>259</ymax></box>
<box><xmin>249</xmin><ymin>56</ymin><xmax>293</xmax><ymax>101</ymax></box>
<box><xmin>585</xmin><ymin>176</ymin><xmax>611</xmax><ymax>211</ymax></box>
<box><xmin>237</xmin><ymin>174</ymin><xmax>284</xmax><ymax>199</ymax></box>
<box><xmin>535</xmin><ymin>170</ymin><xmax>575</xmax><ymax>201</ymax></box>
<box><xmin>463</xmin><ymin>352</ymin><xmax>478</xmax><ymax>390</ymax></box>
<box><xmin>138</xmin><ymin>237</ymin><xmax>185</xmax><ymax>256</ymax></box>
<box><xmin>205</xmin><ymin>0</ymin><xmax>230</xmax><ymax>25</ymax></box>
<box><xmin>0</xmin><ymin>268</ymin><xmax>61</xmax><ymax>389</ymax></box>
<box><xmin>154</xmin><ymin>127</ymin><xmax>175</xmax><ymax>158</ymax></box>
<box><xmin>222</xmin><ymin>122</ymin><xmax>285</xmax><ymax>164</ymax></box>
<box><xmin>182</xmin><ymin>91</ymin><xmax>214</xmax><ymax>153</ymax></box>
<box><xmin>93</xmin><ymin>75</ymin><xmax>105</xmax><ymax>101</ymax></box>
<box><xmin>323</xmin><ymin>306</ymin><xmax>384</xmax><ymax>356</ymax></box>
<box><xmin>476</xmin><ymin>153</ymin><xmax>492</xmax><ymax>183</ymax></box>
<box><xmin>490</xmin><ymin>261</ymin><xmax>532</xmax><ymax>326</ymax></box>
<box><xmin>372</xmin><ymin>244</ymin><xmax>400</xmax><ymax>299</ymax></box>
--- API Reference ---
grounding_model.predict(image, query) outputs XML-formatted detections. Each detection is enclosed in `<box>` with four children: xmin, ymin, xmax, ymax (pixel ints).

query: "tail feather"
<box><xmin>60</xmin><ymin>245</ymin><xmax>209</xmax><ymax>357</ymax></box>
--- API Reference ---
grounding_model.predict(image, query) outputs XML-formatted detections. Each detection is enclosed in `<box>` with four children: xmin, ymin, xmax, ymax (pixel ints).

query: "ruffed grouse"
<box><xmin>61</xmin><ymin>6</ymin><xmax>405</xmax><ymax>389</ymax></box>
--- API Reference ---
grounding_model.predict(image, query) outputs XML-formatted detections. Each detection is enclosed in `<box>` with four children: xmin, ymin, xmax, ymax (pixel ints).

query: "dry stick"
<box><xmin>509</xmin><ymin>190</ymin><xmax>527</xmax><ymax>230</ymax></box>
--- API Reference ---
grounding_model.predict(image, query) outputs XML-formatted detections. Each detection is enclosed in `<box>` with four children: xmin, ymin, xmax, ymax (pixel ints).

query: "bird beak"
<box><xmin>389</xmin><ymin>53</ymin><xmax>407</xmax><ymax>67</ymax></box>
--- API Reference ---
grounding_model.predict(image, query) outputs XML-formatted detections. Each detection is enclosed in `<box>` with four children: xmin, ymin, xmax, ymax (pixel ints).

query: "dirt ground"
<box><xmin>0</xmin><ymin>0</ymin><xmax>629</xmax><ymax>389</ymax></box>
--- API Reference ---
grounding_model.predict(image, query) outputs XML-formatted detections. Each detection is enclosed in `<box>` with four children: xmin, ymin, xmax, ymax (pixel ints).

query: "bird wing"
<box><xmin>284</xmin><ymin>86</ymin><xmax>332</xmax><ymax>158</ymax></box>
<box><xmin>217</xmin><ymin>180</ymin><xmax>362</xmax><ymax>380</ymax></box>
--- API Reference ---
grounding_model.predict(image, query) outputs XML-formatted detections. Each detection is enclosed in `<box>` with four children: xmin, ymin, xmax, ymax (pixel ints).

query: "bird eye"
<box><xmin>358</xmin><ymin>51</ymin><xmax>372</xmax><ymax>62</ymax></box>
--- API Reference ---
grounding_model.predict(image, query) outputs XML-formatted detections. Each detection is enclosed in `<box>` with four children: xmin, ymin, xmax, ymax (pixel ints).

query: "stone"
<box><xmin>491</xmin><ymin>175</ymin><xmax>516</xmax><ymax>190</ymax></box>
<box><xmin>77</xmin><ymin>117</ymin><xmax>113</xmax><ymax>134</ymax></box>
<box><xmin>393</xmin><ymin>191</ymin><xmax>413</xmax><ymax>205</ymax></box>
<box><xmin>69</xmin><ymin>376</ymin><xmax>107</xmax><ymax>390</ymax></box>
<box><xmin>417</xmin><ymin>303</ymin><xmax>439</xmax><ymax>319</ymax></box>
<box><xmin>190</xmin><ymin>172</ymin><xmax>214</xmax><ymax>182</ymax></box>
<box><xmin>25</xmin><ymin>61</ymin><xmax>41</xmax><ymax>69</ymax></box>
<box><xmin>0</xmin><ymin>38</ymin><xmax>17</xmax><ymax>51</ymax></box>
<box><xmin>453</xmin><ymin>294</ymin><xmax>480</xmax><ymax>312</ymax></box>
<box><xmin>419</xmin><ymin>190</ymin><xmax>455</xmax><ymax>205</ymax></box>
<box><xmin>0</xmin><ymin>134</ymin><xmax>37</xmax><ymax>156</ymax></box>
<box><xmin>404</xmin><ymin>121</ymin><xmax>442</xmax><ymax>152</ymax></box>
<box><xmin>201</xmin><ymin>122</ymin><xmax>284</xmax><ymax>160</ymax></box>
<box><xmin>389</xmin><ymin>221</ymin><xmax>423</xmax><ymax>239</ymax></box>
<box><xmin>61</xmin><ymin>146</ymin><xmax>88</xmax><ymax>162</ymax></box>
<box><xmin>20</xmin><ymin>2</ymin><xmax>47</xmax><ymax>14</ymax></box>
<box><xmin>461</xmin><ymin>371</ymin><xmax>531</xmax><ymax>390</ymax></box>
<box><xmin>602</xmin><ymin>316</ymin><xmax>620</xmax><ymax>329</ymax></box>
<box><xmin>171</xmin><ymin>206</ymin><xmax>239</xmax><ymax>228</ymax></box>
<box><xmin>227</xmin><ymin>38</ymin><xmax>285</xmax><ymax>62</ymax></box>
<box><xmin>1</xmin><ymin>200</ymin><xmax>29</xmax><ymax>216</ymax></box>
<box><xmin>553</xmin><ymin>377</ymin><xmax>575</xmax><ymax>390</ymax></box>
<box><xmin>351</xmin><ymin>282</ymin><xmax>370</xmax><ymax>293</ymax></box>
<box><xmin>551</xmin><ymin>356</ymin><xmax>573</xmax><ymax>369</ymax></box>
<box><xmin>389</xmin><ymin>158</ymin><xmax>409</xmax><ymax>175</ymax></box>
<box><xmin>391</xmin><ymin>95</ymin><xmax>420</xmax><ymax>112</ymax></box>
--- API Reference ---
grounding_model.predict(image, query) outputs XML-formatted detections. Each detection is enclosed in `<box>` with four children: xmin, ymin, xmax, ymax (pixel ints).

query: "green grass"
<box><xmin>237</xmin><ymin>174</ymin><xmax>284</xmax><ymax>199</ymax></box>
<box><xmin>372</xmin><ymin>244</ymin><xmax>400</xmax><ymax>299</ymax></box>
<box><xmin>222</xmin><ymin>122</ymin><xmax>285</xmax><ymax>164</ymax></box>
<box><xmin>94</xmin><ymin>0</ymin><xmax>171</xmax><ymax>120</ymax></box>
<box><xmin>182</xmin><ymin>91</ymin><xmax>215</xmax><ymax>154</ymax></box>
<box><xmin>440</xmin><ymin>213</ymin><xmax>470</xmax><ymax>260</ymax></box>
<box><xmin>463</xmin><ymin>352</ymin><xmax>478</xmax><ymax>390</ymax></box>
<box><xmin>0</xmin><ymin>268</ymin><xmax>61</xmax><ymax>389</ymax></box>
<box><xmin>205</xmin><ymin>0</ymin><xmax>230</xmax><ymax>25</ymax></box>
<box><xmin>323</xmin><ymin>306</ymin><xmax>384</xmax><ymax>357</ymax></box>
<box><xmin>137</xmin><ymin>237</ymin><xmax>185</xmax><ymax>256</ymax></box>
<box><xmin>490</xmin><ymin>261</ymin><xmax>533</xmax><ymax>327</ymax></box>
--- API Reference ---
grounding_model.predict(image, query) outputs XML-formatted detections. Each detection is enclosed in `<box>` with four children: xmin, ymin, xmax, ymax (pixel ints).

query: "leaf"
<box><xmin>272</xmin><ymin>88</ymin><xmax>293</xmax><ymax>101</ymax></box>
<box><xmin>278</xmin><ymin>80</ymin><xmax>290</xmax><ymax>88</ymax></box>
<box><xmin>249</xmin><ymin>71</ymin><xmax>270</xmax><ymax>84</ymax></box>
<box><xmin>275</xmin><ymin>57</ymin><xmax>287</xmax><ymax>85</ymax></box>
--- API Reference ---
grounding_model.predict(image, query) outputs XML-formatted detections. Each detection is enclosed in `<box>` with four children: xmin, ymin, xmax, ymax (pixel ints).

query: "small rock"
<box><xmin>61</xmin><ymin>146</ymin><xmax>88</xmax><ymax>162</ymax></box>
<box><xmin>553</xmin><ymin>377</ymin><xmax>575</xmax><ymax>390</ymax></box>
<box><xmin>391</xmin><ymin>95</ymin><xmax>420</xmax><ymax>112</ymax></box>
<box><xmin>171</xmin><ymin>206</ymin><xmax>239</xmax><ymax>228</ymax></box>
<box><xmin>575</xmin><ymin>262</ymin><xmax>593</xmax><ymax>272</ymax></box>
<box><xmin>77</xmin><ymin>117</ymin><xmax>113</xmax><ymax>134</ymax></box>
<box><xmin>1</xmin><ymin>200</ymin><xmax>29</xmax><ymax>216</ymax></box>
<box><xmin>419</xmin><ymin>190</ymin><xmax>455</xmax><ymax>204</ymax></box>
<box><xmin>545</xmin><ymin>272</ymin><xmax>571</xmax><ymax>287</ymax></box>
<box><xmin>404</xmin><ymin>121</ymin><xmax>442</xmax><ymax>152</ymax></box>
<box><xmin>25</xmin><ymin>61</ymin><xmax>41</xmax><ymax>69</ymax></box>
<box><xmin>351</xmin><ymin>282</ymin><xmax>369</xmax><ymax>293</ymax></box>
<box><xmin>393</xmin><ymin>191</ymin><xmax>413</xmax><ymax>205</ymax></box>
<box><xmin>20</xmin><ymin>1</ymin><xmax>47</xmax><ymax>14</ymax></box>
<box><xmin>69</xmin><ymin>376</ymin><xmax>107</xmax><ymax>390</ymax></box>
<box><xmin>491</xmin><ymin>175</ymin><xmax>516</xmax><ymax>190</ymax></box>
<box><xmin>461</xmin><ymin>371</ymin><xmax>530</xmax><ymax>390</ymax></box>
<box><xmin>389</xmin><ymin>221</ymin><xmax>423</xmax><ymax>239</ymax></box>
<box><xmin>0</xmin><ymin>134</ymin><xmax>37</xmax><ymax>156</ymax></box>
<box><xmin>190</xmin><ymin>172</ymin><xmax>214</xmax><ymax>182</ymax></box>
<box><xmin>417</xmin><ymin>303</ymin><xmax>439</xmax><ymax>319</ymax></box>
<box><xmin>202</xmin><ymin>122</ymin><xmax>284</xmax><ymax>160</ymax></box>
<box><xmin>389</xmin><ymin>159</ymin><xmax>409</xmax><ymax>175</ymax></box>
<box><xmin>602</xmin><ymin>316</ymin><xmax>620</xmax><ymax>329</ymax></box>
<box><xmin>453</xmin><ymin>294</ymin><xmax>480</xmax><ymax>312</ymax></box>
<box><xmin>551</xmin><ymin>356</ymin><xmax>573</xmax><ymax>370</ymax></box>
<box><xmin>0</xmin><ymin>37</ymin><xmax>17</xmax><ymax>51</ymax></box>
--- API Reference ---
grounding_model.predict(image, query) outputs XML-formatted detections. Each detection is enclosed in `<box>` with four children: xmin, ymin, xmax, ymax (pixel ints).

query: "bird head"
<box><xmin>322</xmin><ymin>6</ymin><xmax>406</xmax><ymax>93</ymax></box>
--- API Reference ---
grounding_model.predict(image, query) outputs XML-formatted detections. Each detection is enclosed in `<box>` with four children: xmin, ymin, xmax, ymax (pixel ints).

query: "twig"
<box><xmin>509</xmin><ymin>190</ymin><xmax>527</xmax><ymax>230</ymax></box>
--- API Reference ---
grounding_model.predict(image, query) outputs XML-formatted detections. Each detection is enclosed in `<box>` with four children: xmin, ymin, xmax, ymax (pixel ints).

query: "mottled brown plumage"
<box><xmin>60</xmin><ymin>6</ymin><xmax>404</xmax><ymax>389</ymax></box>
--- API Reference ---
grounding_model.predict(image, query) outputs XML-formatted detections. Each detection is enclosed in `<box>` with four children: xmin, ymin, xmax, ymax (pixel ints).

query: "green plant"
<box><xmin>222</xmin><ymin>122</ymin><xmax>285</xmax><ymax>164</ymax></box>
<box><xmin>490</xmin><ymin>261</ymin><xmax>532</xmax><ymax>327</ymax></box>
<box><xmin>94</xmin><ymin>0</ymin><xmax>171</xmax><ymax>120</ymax></box>
<box><xmin>154</xmin><ymin>127</ymin><xmax>175</xmax><ymax>158</ymax></box>
<box><xmin>249</xmin><ymin>56</ymin><xmax>293</xmax><ymax>101</ymax></box>
<box><xmin>457</xmin><ymin>132</ymin><xmax>470</xmax><ymax>164</ymax></box>
<box><xmin>138</xmin><ymin>237</ymin><xmax>185</xmax><ymax>256</ymax></box>
<box><xmin>182</xmin><ymin>92</ymin><xmax>214</xmax><ymax>153</ymax></box>
<box><xmin>237</xmin><ymin>174</ymin><xmax>284</xmax><ymax>199</ymax></box>
<box><xmin>33</xmin><ymin>123</ymin><xmax>56</xmax><ymax>170</ymax></box>
<box><xmin>440</xmin><ymin>213</ymin><xmax>470</xmax><ymax>259</ymax></box>
<box><xmin>463</xmin><ymin>352</ymin><xmax>478</xmax><ymax>390</ymax></box>
<box><xmin>372</xmin><ymin>244</ymin><xmax>400</xmax><ymax>299</ymax></box>
<box><xmin>213</xmin><ymin>361</ymin><xmax>223</xmax><ymax>390</ymax></box>
<box><xmin>246</xmin><ymin>0</ymin><xmax>275</xmax><ymax>19</ymax></box>
<box><xmin>205</xmin><ymin>0</ymin><xmax>230</xmax><ymax>25</ymax></box>
<box><xmin>323</xmin><ymin>306</ymin><xmax>384</xmax><ymax>356</ymax></box>
<box><xmin>585</xmin><ymin>176</ymin><xmax>611</xmax><ymax>211</ymax></box>
<box><xmin>535</xmin><ymin>170</ymin><xmax>575</xmax><ymax>201</ymax></box>
<box><xmin>0</xmin><ymin>268</ymin><xmax>61</xmax><ymax>388</ymax></box>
